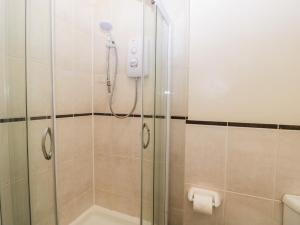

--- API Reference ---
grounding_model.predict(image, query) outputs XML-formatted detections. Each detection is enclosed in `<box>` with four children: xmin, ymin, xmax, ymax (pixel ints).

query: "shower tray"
<box><xmin>69</xmin><ymin>206</ymin><xmax>139</xmax><ymax>225</ymax></box>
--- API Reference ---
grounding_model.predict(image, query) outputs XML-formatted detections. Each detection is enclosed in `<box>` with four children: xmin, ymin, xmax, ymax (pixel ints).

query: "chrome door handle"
<box><xmin>143</xmin><ymin>123</ymin><xmax>150</xmax><ymax>149</ymax></box>
<box><xmin>41</xmin><ymin>127</ymin><xmax>53</xmax><ymax>160</ymax></box>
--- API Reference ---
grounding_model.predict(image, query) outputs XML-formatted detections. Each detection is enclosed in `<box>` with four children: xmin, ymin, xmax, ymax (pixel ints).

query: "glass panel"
<box><xmin>0</xmin><ymin>0</ymin><xmax>31</xmax><ymax>224</ymax></box>
<box><xmin>0</xmin><ymin>0</ymin><xmax>57</xmax><ymax>224</ymax></box>
<box><xmin>142</xmin><ymin>1</ymin><xmax>170</xmax><ymax>225</ymax></box>
<box><xmin>142</xmin><ymin>1</ymin><xmax>156</xmax><ymax>224</ymax></box>
<box><xmin>153</xmin><ymin>11</ymin><xmax>169</xmax><ymax>225</ymax></box>
<box><xmin>26</xmin><ymin>0</ymin><xmax>57</xmax><ymax>224</ymax></box>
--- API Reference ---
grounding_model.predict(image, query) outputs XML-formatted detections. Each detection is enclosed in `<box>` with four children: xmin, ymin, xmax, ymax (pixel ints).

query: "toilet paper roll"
<box><xmin>193</xmin><ymin>194</ymin><xmax>213</xmax><ymax>215</ymax></box>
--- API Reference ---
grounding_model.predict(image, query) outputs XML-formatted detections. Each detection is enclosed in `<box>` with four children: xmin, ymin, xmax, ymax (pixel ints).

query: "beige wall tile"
<box><xmin>227</xmin><ymin>127</ymin><xmax>277</xmax><ymax>198</ymax></box>
<box><xmin>54</xmin><ymin>18</ymin><xmax>73</xmax><ymax>72</ymax></box>
<box><xmin>11</xmin><ymin>180</ymin><xmax>31</xmax><ymax>225</ymax></box>
<box><xmin>95</xmin><ymin>189</ymin><xmax>140</xmax><ymax>218</ymax></box>
<box><xmin>0</xmin><ymin>123</ymin><xmax>30</xmax><ymax>225</ymax></box>
<box><xmin>30</xmin><ymin>170</ymin><xmax>56</xmax><ymax>225</ymax></box>
<box><xmin>73</xmin><ymin>117</ymin><xmax>93</xmax><ymax>160</ymax></box>
<box><xmin>59</xmin><ymin>188</ymin><xmax>92</xmax><ymax>225</ymax></box>
<box><xmin>0</xmin><ymin>124</ymin><xmax>10</xmax><ymax>186</ymax></box>
<box><xmin>58</xmin><ymin>160</ymin><xmax>76</xmax><ymax>206</ymax></box>
<box><xmin>6</xmin><ymin>57</ymin><xmax>26</xmax><ymax>118</ymax></box>
<box><xmin>111</xmin><ymin>117</ymin><xmax>140</xmax><ymax>158</ymax></box>
<box><xmin>169</xmin><ymin>164</ymin><xmax>185</xmax><ymax>210</ymax></box>
<box><xmin>111</xmin><ymin>157</ymin><xmax>140</xmax><ymax>198</ymax></box>
<box><xmin>56</xmin><ymin>118</ymin><xmax>76</xmax><ymax>163</ymax></box>
<box><xmin>94</xmin><ymin>155</ymin><xmax>113</xmax><ymax>192</ymax></box>
<box><xmin>0</xmin><ymin>184</ymin><xmax>14</xmax><ymax>225</ymax></box>
<box><xmin>94</xmin><ymin>116</ymin><xmax>113</xmax><ymax>156</ymax></box>
<box><xmin>161</xmin><ymin>0</ymin><xmax>189</xmax><ymax>117</ymax></box>
<box><xmin>168</xmin><ymin>208</ymin><xmax>183</xmax><ymax>225</ymax></box>
<box><xmin>7</xmin><ymin>122</ymin><xmax>28</xmax><ymax>181</ymax></box>
<box><xmin>275</xmin><ymin>130</ymin><xmax>300</xmax><ymax>200</ymax></box>
<box><xmin>95</xmin><ymin>189</ymin><xmax>114</xmax><ymax>210</ymax></box>
<box><xmin>273</xmin><ymin>201</ymin><xmax>283</xmax><ymax>225</ymax></box>
<box><xmin>142</xmin><ymin>159</ymin><xmax>154</xmax><ymax>202</ymax></box>
<box><xmin>55</xmin><ymin>69</ymin><xmax>76</xmax><ymax>115</ymax></box>
<box><xmin>170</xmin><ymin>120</ymin><xmax>186</xmax><ymax>166</ymax></box>
<box><xmin>72</xmin><ymin>188</ymin><xmax>93</xmax><ymax>220</ymax></box>
<box><xmin>188</xmin><ymin>0</ymin><xmax>300</xmax><ymax>124</ymax></box>
<box><xmin>27</xmin><ymin>61</ymin><xmax>52</xmax><ymax>116</ymax></box>
<box><xmin>224</xmin><ymin>193</ymin><xmax>273</xmax><ymax>225</ymax></box>
<box><xmin>6</xmin><ymin>0</ymin><xmax>25</xmax><ymax>58</ymax></box>
<box><xmin>72</xmin><ymin>74</ymin><xmax>93</xmax><ymax>114</ymax></box>
<box><xmin>0</xmin><ymin>62</ymin><xmax>7</xmax><ymax>118</ymax></box>
<box><xmin>185</xmin><ymin>125</ymin><xmax>227</xmax><ymax>189</ymax></box>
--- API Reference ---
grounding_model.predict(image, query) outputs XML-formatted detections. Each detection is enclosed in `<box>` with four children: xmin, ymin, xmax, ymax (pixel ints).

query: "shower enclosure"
<box><xmin>0</xmin><ymin>0</ymin><xmax>171</xmax><ymax>224</ymax></box>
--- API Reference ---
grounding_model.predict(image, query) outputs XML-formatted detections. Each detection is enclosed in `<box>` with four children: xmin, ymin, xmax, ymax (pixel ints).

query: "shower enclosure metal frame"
<box><xmin>0</xmin><ymin>196</ymin><xmax>2</xmax><ymax>225</ymax></box>
<box><xmin>142</xmin><ymin>0</ymin><xmax>172</xmax><ymax>224</ymax></box>
<box><xmin>153</xmin><ymin>2</ymin><xmax>172</xmax><ymax>224</ymax></box>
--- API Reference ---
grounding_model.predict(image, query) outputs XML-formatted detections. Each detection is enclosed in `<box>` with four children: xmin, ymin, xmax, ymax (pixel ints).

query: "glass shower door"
<box><xmin>142</xmin><ymin>1</ymin><xmax>171</xmax><ymax>225</ymax></box>
<box><xmin>0</xmin><ymin>0</ymin><xmax>57</xmax><ymax>224</ymax></box>
<box><xmin>0</xmin><ymin>0</ymin><xmax>31</xmax><ymax>224</ymax></box>
<box><xmin>26</xmin><ymin>0</ymin><xmax>57</xmax><ymax>224</ymax></box>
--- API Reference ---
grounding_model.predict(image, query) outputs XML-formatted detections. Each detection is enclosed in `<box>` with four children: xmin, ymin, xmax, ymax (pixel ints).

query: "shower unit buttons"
<box><xmin>127</xmin><ymin>38</ymin><xmax>148</xmax><ymax>78</ymax></box>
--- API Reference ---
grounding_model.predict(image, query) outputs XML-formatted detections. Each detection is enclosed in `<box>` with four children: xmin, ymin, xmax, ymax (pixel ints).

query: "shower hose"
<box><xmin>106</xmin><ymin>44</ymin><xmax>138</xmax><ymax>119</ymax></box>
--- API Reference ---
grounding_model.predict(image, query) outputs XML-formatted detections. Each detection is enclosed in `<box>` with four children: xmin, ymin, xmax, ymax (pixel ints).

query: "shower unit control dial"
<box><xmin>127</xmin><ymin>38</ymin><xmax>148</xmax><ymax>77</ymax></box>
<box><xmin>130</xmin><ymin>58</ymin><xmax>138</xmax><ymax>68</ymax></box>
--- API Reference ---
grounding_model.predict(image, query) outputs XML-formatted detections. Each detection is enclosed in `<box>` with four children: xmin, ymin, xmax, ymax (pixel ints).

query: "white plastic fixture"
<box><xmin>188</xmin><ymin>187</ymin><xmax>222</xmax><ymax>208</ymax></box>
<box><xmin>127</xmin><ymin>38</ymin><xmax>148</xmax><ymax>77</ymax></box>
<box><xmin>99</xmin><ymin>21</ymin><xmax>112</xmax><ymax>32</ymax></box>
<box><xmin>283</xmin><ymin>194</ymin><xmax>300</xmax><ymax>225</ymax></box>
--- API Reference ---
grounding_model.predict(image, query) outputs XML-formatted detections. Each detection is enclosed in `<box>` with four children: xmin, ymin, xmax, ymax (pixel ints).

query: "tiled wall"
<box><xmin>94</xmin><ymin>116</ymin><xmax>141</xmax><ymax>217</ymax></box>
<box><xmin>54</xmin><ymin>0</ymin><xmax>94</xmax><ymax>224</ymax></box>
<box><xmin>184</xmin><ymin>124</ymin><xmax>300</xmax><ymax>225</ymax></box>
<box><xmin>92</xmin><ymin>0</ymin><xmax>144</xmax><ymax>217</ymax></box>
<box><xmin>188</xmin><ymin>0</ymin><xmax>300</xmax><ymax>125</ymax></box>
<box><xmin>185</xmin><ymin>0</ymin><xmax>300</xmax><ymax>225</ymax></box>
<box><xmin>56</xmin><ymin>117</ymin><xmax>93</xmax><ymax>225</ymax></box>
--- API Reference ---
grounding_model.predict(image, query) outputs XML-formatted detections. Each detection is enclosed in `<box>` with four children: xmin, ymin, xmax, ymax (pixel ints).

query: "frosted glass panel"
<box><xmin>0</xmin><ymin>0</ymin><xmax>31</xmax><ymax>224</ymax></box>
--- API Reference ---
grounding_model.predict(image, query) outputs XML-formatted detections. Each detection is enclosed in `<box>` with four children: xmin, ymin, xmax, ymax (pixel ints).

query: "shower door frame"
<box><xmin>141</xmin><ymin>0</ymin><xmax>172</xmax><ymax>224</ymax></box>
<box><xmin>0</xmin><ymin>196</ymin><xmax>2</xmax><ymax>225</ymax></box>
<box><xmin>154</xmin><ymin>2</ymin><xmax>172</xmax><ymax>224</ymax></box>
<box><xmin>26</xmin><ymin>0</ymin><xmax>59</xmax><ymax>223</ymax></box>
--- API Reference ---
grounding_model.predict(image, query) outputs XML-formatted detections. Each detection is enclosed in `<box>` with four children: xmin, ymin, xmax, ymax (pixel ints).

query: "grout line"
<box><xmin>186</xmin><ymin>120</ymin><xmax>227</xmax><ymax>126</ymax></box>
<box><xmin>223</xmin><ymin>126</ymin><xmax>229</xmax><ymax>221</ymax></box>
<box><xmin>5</xmin><ymin>113</ymin><xmax>300</xmax><ymax>130</ymax></box>
<box><xmin>225</xmin><ymin>190</ymin><xmax>275</xmax><ymax>202</ymax></box>
<box><xmin>184</xmin><ymin>182</ymin><xmax>278</xmax><ymax>202</ymax></box>
<box><xmin>0</xmin><ymin>117</ymin><xmax>26</xmax><ymax>123</ymax></box>
<box><xmin>91</xmin><ymin>0</ymin><xmax>96</xmax><ymax>206</ymax></box>
<box><xmin>272</xmin><ymin>129</ymin><xmax>280</xmax><ymax>221</ymax></box>
<box><xmin>186</xmin><ymin>119</ymin><xmax>300</xmax><ymax>130</ymax></box>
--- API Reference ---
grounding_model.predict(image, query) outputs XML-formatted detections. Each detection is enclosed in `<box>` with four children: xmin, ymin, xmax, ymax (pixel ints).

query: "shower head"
<box><xmin>99</xmin><ymin>21</ymin><xmax>115</xmax><ymax>47</ymax></box>
<box><xmin>99</xmin><ymin>21</ymin><xmax>113</xmax><ymax>33</ymax></box>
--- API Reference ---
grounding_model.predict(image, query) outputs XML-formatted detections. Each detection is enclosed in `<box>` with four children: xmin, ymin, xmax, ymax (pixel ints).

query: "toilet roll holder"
<box><xmin>188</xmin><ymin>187</ymin><xmax>222</xmax><ymax>208</ymax></box>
